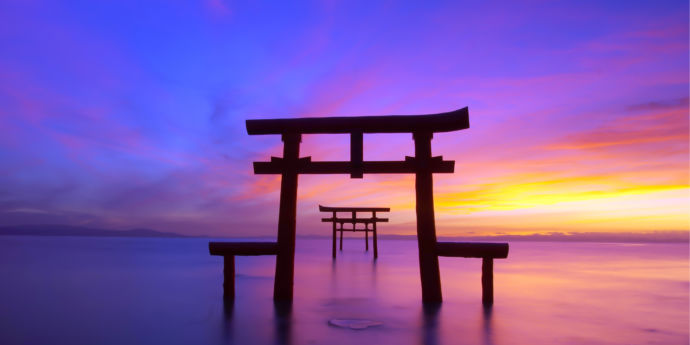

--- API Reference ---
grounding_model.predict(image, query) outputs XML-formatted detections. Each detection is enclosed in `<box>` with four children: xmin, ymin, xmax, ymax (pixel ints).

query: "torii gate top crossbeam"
<box><xmin>246</xmin><ymin>107</ymin><xmax>468</xmax><ymax>135</ymax></box>
<box><xmin>244</xmin><ymin>107</ymin><xmax>470</xmax><ymax>178</ymax></box>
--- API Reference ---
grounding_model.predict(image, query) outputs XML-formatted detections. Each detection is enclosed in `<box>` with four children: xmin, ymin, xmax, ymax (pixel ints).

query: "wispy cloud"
<box><xmin>626</xmin><ymin>97</ymin><xmax>689</xmax><ymax>112</ymax></box>
<box><xmin>0</xmin><ymin>0</ymin><xmax>687</xmax><ymax>237</ymax></box>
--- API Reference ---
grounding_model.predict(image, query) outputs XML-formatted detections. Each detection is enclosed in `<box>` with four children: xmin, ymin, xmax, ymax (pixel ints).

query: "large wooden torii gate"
<box><xmin>246</xmin><ymin>107</ymin><xmax>469</xmax><ymax>303</ymax></box>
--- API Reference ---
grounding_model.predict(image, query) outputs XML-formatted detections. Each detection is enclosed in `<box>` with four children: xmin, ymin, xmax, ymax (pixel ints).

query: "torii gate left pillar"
<box><xmin>273</xmin><ymin>133</ymin><xmax>301</xmax><ymax>300</ymax></box>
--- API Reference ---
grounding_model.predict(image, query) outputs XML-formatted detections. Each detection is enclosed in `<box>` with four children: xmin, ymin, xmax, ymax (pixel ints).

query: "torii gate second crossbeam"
<box><xmin>245</xmin><ymin>107</ymin><xmax>469</xmax><ymax>303</ymax></box>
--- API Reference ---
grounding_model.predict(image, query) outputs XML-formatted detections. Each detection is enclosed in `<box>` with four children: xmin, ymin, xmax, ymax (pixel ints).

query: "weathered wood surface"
<box><xmin>373</xmin><ymin>222</ymin><xmax>378</xmax><ymax>258</ymax></box>
<box><xmin>207</xmin><ymin>242</ymin><xmax>280</xmax><ymax>300</ymax></box>
<box><xmin>274</xmin><ymin>133</ymin><xmax>301</xmax><ymax>301</ymax></box>
<box><xmin>413</xmin><ymin>131</ymin><xmax>443</xmax><ymax>303</ymax></box>
<box><xmin>254</xmin><ymin>159</ymin><xmax>455</xmax><ymax>175</ymax></box>
<box><xmin>328</xmin><ymin>228</ymin><xmax>376</xmax><ymax>232</ymax></box>
<box><xmin>435</xmin><ymin>242</ymin><xmax>509</xmax><ymax>258</ymax></box>
<box><xmin>246</xmin><ymin>107</ymin><xmax>469</xmax><ymax>135</ymax></box>
<box><xmin>320</xmin><ymin>217</ymin><xmax>389</xmax><ymax>223</ymax></box>
<box><xmin>350</xmin><ymin>132</ymin><xmax>363</xmax><ymax>178</ymax></box>
<box><xmin>209</xmin><ymin>242</ymin><xmax>279</xmax><ymax>256</ymax></box>
<box><xmin>224</xmin><ymin>256</ymin><xmax>235</xmax><ymax>299</ymax></box>
<box><xmin>482</xmin><ymin>257</ymin><xmax>494</xmax><ymax>306</ymax></box>
<box><xmin>319</xmin><ymin>205</ymin><xmax>390</xmax><ymax>212</ymax></box>
<box><xmin>434</xmin><ymin>241</ymin><xmax>509</xmax><ymax>306</ymax></box>
<box><xmin>331</xmin><ymin>221</ymin><xmax>337</xmax><ymax>258</ymax></box>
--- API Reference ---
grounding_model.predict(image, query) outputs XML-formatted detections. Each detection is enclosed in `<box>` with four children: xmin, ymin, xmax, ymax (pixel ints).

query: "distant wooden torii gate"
<box><xmin>251</xmin><ymin>107</ymin><xmax>466</xmax><ymax>303</ymax></box>
<box><xmin>319</xmin><ymin>205</ymin><xmax>390</xmax><ymax>259</ymax></box>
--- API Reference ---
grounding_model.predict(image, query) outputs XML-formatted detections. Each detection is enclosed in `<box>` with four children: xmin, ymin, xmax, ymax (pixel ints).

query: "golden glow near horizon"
<box><xmin>291</xmin><ymin>173</ymin><xmax>688</xmax><ymax>236</ymax></box>
<box><xmin>282</xmin><ymin>107</ymin><xmax>689</xmax><ymax>237</ymax></box>
<box><xmin>2</xmin><ymin>1</ymin><xmax>687</xmax><ymax>238</ymax></box>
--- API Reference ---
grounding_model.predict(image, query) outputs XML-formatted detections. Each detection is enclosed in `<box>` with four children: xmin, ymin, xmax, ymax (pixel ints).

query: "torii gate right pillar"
<box><xmin>414</xmin><ymin>131</ymin><xmax>443</xmax><ymax>303</ymax></box>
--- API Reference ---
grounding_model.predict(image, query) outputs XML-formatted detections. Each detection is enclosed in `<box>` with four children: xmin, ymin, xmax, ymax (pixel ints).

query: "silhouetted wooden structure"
<box><xmin>319</xmin><ymin>205</ymin><xmax>390</xmax><ymax>259</ymax></box>
<box><xmin>209</xmin><ymin>107</ymin><xmax>510</xmax><ymax>304</ymax></box>
<box><xmin>209</xmin><ymin>242</ymin><xmax>278</xmax><ymax>298</ymax></box>
<box><xmin>436</xmin><ymin>242</ymin><xmax>509</xmax><ymax>305</ymax></box>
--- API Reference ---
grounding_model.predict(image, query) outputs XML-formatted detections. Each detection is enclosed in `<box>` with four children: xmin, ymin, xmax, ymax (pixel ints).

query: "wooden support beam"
<box><xmin>319</xmin><ymin>205</ymin><xmax>390</xmax><ymax>212</ymax></box>
<box><xmin>274</xmin><ymin>133</ymin><xmax>301</xmax><ymax>301</ymax></box>
<box><xmin>435</xmin><ymin>242</ymin><xmax>509</xmax><ymax>258</ymax></box>
<box><xmin>373</xmin><ymin>219</ymin><xmax>378</xmax><ymax>259</ymax></box>
<box><xmin>413</xmin><ymin>131</ymin><xmax>443</xmax><ymax>303</ymax></box>
<box><xmin>246</xmin><ymin>107</ymin><xmax>469</xmax><ymax>135</ymax></box>
<box><xmin>254</xmin><ymin>159</ymin><xmax>454</xmax><ymax>175</ymax></box>
<box><xmin>433</xmin><ymin>242</ymin><xmax>508</xmax><ymax>305</ymax></box>
<box><xmin>351</xmin><ymin>132</ymin><xmax>363</xmax><ymax>178</ymax></box>
<box><xmin>331</xmin><ymin>228</ymin><xmax>375</xmax><ymax>233</ymax></box>
<box><xmin>365</xmin><ymin>228</ymin><xmax>369</xmax><ymax>251</ymax></box>
<box><xmin>321</xmin><ymin>217</ymin><xmax>389</xmax><ymax>223</ymax></box>
<box><xmin>331</xmin><ymin>213</ymin><xmax>336</xmax><ymax>259</ymax></box>
<box><xmin>482</xmin><ymin>258</ymin><xmax>494</xmax><ymax>306</ymax></box>
<box><xmin>224</xmin><ymin>256</ymin><xmax>235</xmax><ymax>299</ymax></box>
<box><xmin>209</xmin><ymin>242</ymin><xmax>279</xmax><ymax>256</ymax></box>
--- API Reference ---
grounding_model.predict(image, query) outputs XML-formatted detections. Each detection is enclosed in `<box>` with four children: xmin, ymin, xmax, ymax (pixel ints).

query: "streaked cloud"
<box><xmin>0</xmin><ymin>0</ymin><xmax>687</xmax><ymax>238</ymax></box>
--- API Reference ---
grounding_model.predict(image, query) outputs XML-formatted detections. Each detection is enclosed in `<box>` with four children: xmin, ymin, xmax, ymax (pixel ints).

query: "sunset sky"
<box><xmin>1</xmin><ymin>0</ymin><xmax>688</xmax><ymax>237</ymax></box>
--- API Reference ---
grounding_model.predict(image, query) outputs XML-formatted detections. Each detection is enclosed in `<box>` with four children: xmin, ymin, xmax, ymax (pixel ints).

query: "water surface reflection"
<box><xmin>0</xmin><ymin>237</ymin><xmax>686</xmax><ymax>345</ymax></box>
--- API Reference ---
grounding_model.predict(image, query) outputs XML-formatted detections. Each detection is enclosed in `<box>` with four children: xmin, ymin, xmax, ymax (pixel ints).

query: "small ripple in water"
<box><xmin>328</xmin><ymin>319</ymin><xmax>384</xmax><ymax>330</ymax></box>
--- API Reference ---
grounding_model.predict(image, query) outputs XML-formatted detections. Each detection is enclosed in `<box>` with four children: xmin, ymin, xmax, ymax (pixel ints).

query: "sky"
<box><xmin>0</xmin><ymin>0</ymin><xmax>688</xmax><ymax>238</ymax></box>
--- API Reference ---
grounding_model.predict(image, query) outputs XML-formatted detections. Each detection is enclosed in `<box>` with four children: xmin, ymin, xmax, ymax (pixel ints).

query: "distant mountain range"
<box><xmin>0</xmin><ymin>225</ymin><xmax>187</xmax><ymax>238</ymax></box>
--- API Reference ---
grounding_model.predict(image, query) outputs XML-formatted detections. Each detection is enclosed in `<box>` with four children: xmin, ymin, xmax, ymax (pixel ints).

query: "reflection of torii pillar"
<box><xmin>246</xmin><ymin>108</ymin><xmax>469</xmax><ymax>302</ymax></box>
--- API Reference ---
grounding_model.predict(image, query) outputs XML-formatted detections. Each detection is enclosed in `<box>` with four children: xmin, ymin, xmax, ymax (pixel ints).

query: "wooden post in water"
<box><xmin>414</xmin><ymin>131</ymin><xmax>443</xmax><ymax>303</ymax></box>
<box><xmin>482</xmin><ymin>258</ymin><xmax>494</xmax><ymax>306</ymax></box>
<box><xmin>223</xmin><ymin>255</ymin><xmax>235</xmax><ymax>299</ymax></box>
<box><xmin>365</xmin><ymin>224</ymin><xmax>369</xmax><ymax>251</ymax></box>
<box><xmin>331</xmin><ymin>213</ymin><xmax>337</xmax><ymax>259</ymax></box>
<box><xmin>350</xmin><ymin>132</ymin><xmax>363</xmax><ymax>178</ymax></box>
<box><xmin>273</xmin><ymin>133</ymin><xmax>301</xmax><ymax>301</ymax></box>
<box><xmin>373</xmin><ymin>215</ymin><xmax>378</xmax><ymax>259</ymax></box>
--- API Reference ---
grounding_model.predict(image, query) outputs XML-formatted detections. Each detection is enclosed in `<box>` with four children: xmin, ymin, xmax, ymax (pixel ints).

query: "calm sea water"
<box><xmin>0</xmin><ymin>236</ymin><xmax>687</xmax><ymax>345</ymax></box>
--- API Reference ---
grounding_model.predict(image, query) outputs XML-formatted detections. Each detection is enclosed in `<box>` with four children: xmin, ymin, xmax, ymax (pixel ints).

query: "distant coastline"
<box><xmin>248</xmin><ymin>232</ymin><xmax>690</xmax><ymax>243</ymax></box>
<box><xmin>410</xmin><ymin>232</ymin><xmax>689</xmax><ymax>243</ymax></box>
<box><xmin>0</xmin><ymin>225</ymin><xmax>687</xmax><ymax>243</ymax></box>
<box><xmin>0</xmin><ymin>225</ymin><xmax>188</xmax><ymax>238</ymax></box>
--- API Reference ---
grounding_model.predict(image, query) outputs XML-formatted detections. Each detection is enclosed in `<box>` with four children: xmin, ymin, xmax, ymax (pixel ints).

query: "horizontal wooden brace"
<box><xmin>334</xmin><ymin>229</ymin><xmax>375</xmax><ymax>232</ymax></box>
<box><xmin>319</xmin><ymin>205</ymin><xmax>390</xmax><ymax>212</ymax></box>
<box><xmin>246</xmin><ymin>107</ymin><xmax>469</xmax><ymax>135</ymax></box>
<box><xmin>321</xmin><ymin>217</ymin><xmax>389</xmax><ymax>223</ymax></box>
<box><xmin>209</xmin><ymin>242</ymin><xmax>279</xmax><ymax>256</ymax></box>
<box><xmin>435</xmin><ymin>242</ymin><xmax>509</xmax><ymax>259</ymax></box>
<box><xmin>253</xmin><ymin>158</ymin><xmax>454</xmax><ymax>175</ymax></box>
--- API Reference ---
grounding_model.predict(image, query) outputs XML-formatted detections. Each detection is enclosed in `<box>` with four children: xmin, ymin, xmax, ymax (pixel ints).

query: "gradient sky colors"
<box><xmin>0</xmin><ymin>1</ymin><xmax>688</xmax><ymax>237</ymax></box>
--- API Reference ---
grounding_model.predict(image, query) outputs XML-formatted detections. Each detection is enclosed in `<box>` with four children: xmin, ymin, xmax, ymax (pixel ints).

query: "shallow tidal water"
<box><xmin>0</xmin><ymin>236</ymin><xmax>687</xmax><ymax>345</ymax></box>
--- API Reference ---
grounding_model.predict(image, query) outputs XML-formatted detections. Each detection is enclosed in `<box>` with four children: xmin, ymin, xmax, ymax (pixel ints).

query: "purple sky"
<box><xmin>1</xmin><ymin>1</ymin><xmax>688</xmax><ymax>237</ymax></box>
